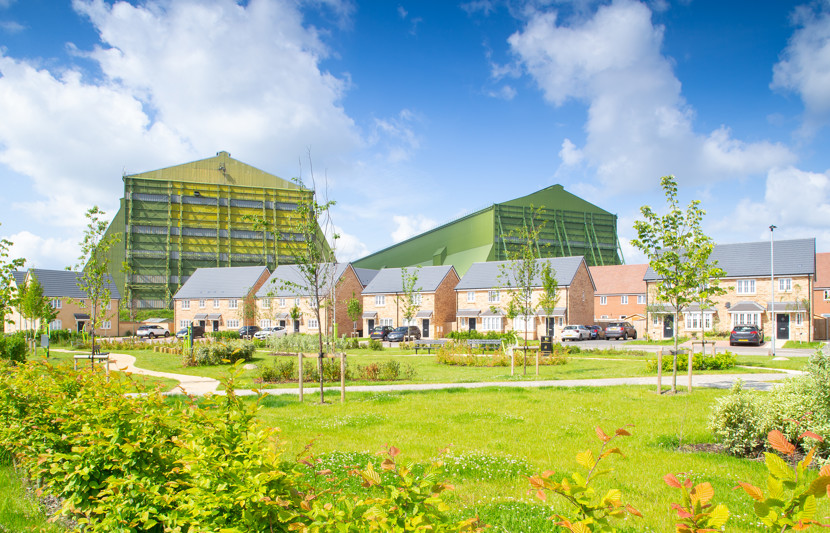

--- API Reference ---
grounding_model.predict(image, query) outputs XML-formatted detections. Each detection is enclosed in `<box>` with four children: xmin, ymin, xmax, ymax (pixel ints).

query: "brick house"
<box><xmin>5</xmin><ymin>269</ymin><xmax>121</xmax><ymax>336</ymax></box>
<box><xmin>813</xmin><ymin>252</ymin><xmax>830</xmax><ymax>339</ymax></box>
<box><xmin>644</xmin><ymin>238</ymin><xmax>816</xmax><ymax>342</ymax></box>
<box><xmin>454</xmin><ymin>256</ymin><xmax>595</xmax><ymax>340</ymax></box>
<box><xmin>255</xmin><ymin>263</ymin><xmax>378</xmax><ymax>336</ymax></box>
<box><xmin>173</xmin><ymin>266</ymin><xmax>270</xmax><ymax>333</ymax></box>
<box><xmin>590</xmin><ymin>264</ymin><xmax>648</xmax><ymax>336</ymax></box>
<box><xmin>361</xmin><ymin>265</ymin><xmax>460</xmax><ymax>338</ymax></box>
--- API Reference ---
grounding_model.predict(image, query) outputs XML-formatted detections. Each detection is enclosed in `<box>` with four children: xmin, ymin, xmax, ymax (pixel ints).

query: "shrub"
<box><xmin>708</xmin><ymin>380</ymin><xmax>764</xmax><ymax>455</ymax></box>
<box><xmin>0</xmin><ymin>333</ymin><xmax>27</xmax><ymax>363</ymax></box>
<box><xmin>208</xmin><ymin>330</ymin><xmax>240</xmax><ymax>340</ymax></box>
<box><xmin>436</xmin><ymin>340</ymin><xmax>567</xmax><ymax>367</ymax></box>
<box><xmin>646</xmin><ymin>350</ymin><xmax>736</xmax><ymax>372</ymax></box>
<box><xmin>368</xmin><ymin>338</ymin><xmax>383</xmax><ymax>351</ymax></box>
<box><xmin>187</xmin><ymin>341</ymin><xmax>255</xmax><ymax>367</ymax></box>
<box><xmin>258</xmin><ymin>358</ymin><xmax>296</xmax><ymax>383</ymax></box>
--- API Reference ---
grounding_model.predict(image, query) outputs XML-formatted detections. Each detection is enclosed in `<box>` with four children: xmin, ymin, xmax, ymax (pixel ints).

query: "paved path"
<box><xmin>107</xmin><ymin>352</ymin><xmax>221</xmax><ymax>395</ymax></box>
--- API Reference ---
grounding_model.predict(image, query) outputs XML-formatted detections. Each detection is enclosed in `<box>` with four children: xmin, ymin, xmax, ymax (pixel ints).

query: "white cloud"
<box><xmin>332</xmin><ymin>225</ymin><xmax>370</xmax><ymax>262</ymax></box>
<box><xmin>369</xmin><ymin>109</ymin><xmax>423</xmax><ymax>163</ymax></box>
<box><xmin>0</xmin><ymin>20</ymin><xmax>24</xmax><ymax>33</ymax></box>
<box><xmin>5</xmin><ymin>231</ymin><xmax>79</xmax><ymax>270</ymax></box>
<box><xmin>508</xmin><ymin>0</ymin><xmax>795</xmax><ymax>191</ymax></box>
<box><xmin>772</xmin><ymin>3</ymin><xmax>830</xmax><ymax>135</ymax></box>
<box><xmin>487</xmin><ymin>85</ymin><xmax>517</xmax><ymax>100</ymax></box>
<box><xmin>391</xmin><ymin>214</ymin><xmax>437</xmax><ymax>243</ymax></box>
<box><xmin>559</xmin><ymin>138</ymin><xmax>583</xmax><ymax>165</ymax></box>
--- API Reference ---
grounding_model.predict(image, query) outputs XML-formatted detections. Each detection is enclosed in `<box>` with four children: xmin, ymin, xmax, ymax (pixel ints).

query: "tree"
<box><xmin>19</xmin><ymin>274</ymin><xmax>57</xmax><ymax>356</ymax></box>
<box><xmin>400</xmin><ymin>266</ymin><xmax>421</xmax><ymax>340</ymax></box>
<box><xmin>537</xmin><ymin>261</ymin><xmax>560</xmax><ymax>338</ymax></box>
<box><xmin>498</xmin><ymin>207</ymin><xmax>547</xmax><ymax>376</ymax></box>
<box><xmin>73</xmin><ymin>206</ymin><xmax>121</xmax><ymax>366</ymax></box>
<box><xmin>0</xmin><ymin>223</ymin><xmax>26</xmax><ymax>332</ymax></box>
<box><xmin>346</xmin><ymin>292</ymin><xmax>362</xmax><ymax>336</ymax></box>
<box><xmin>631</xmin><ymin>175</ymin><xmax>725</xmax><ymax>393</ymax></box>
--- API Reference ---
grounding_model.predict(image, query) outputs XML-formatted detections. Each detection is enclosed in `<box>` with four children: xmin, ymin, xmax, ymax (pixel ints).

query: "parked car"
<box><xmin>136</xmin><ymin>325</ymin><xmax>170</xmax><ymax>339</ymax></box>
<box><xmin>176</xmin><ymin>325</ymin><xmax>205</xmax><ymax>339</ymax></box>
<box><xmin>587</xmin><ymin>325</ymin><xmax>605</xmax><ymax>340</ymax></box>
<box><xmin>369</xmin><ymin>326</ymin><xmax>394</xmax><ymax>340</ymax></box>
<box><xmin>238</xmin><ymin>325</ymin><xmax>261</xmax><ymax>339</ymax></box>
<box><xmin>386</xmin><ymin>326</ymin><xmax>422</xmax><ymax>342</ymax></box>
<box><xmin>605</xmin><ymin>322</ymin><xmax>637</xmax><ymax>340</ymax></box>
<box><xmin>562</xmin><ymin>325</ymin><xmax>591</xmax><ymax>341</ymax></box>
<box><xmin>730</xmin><ymin>325</ymin><xmax>764</xmax><ymax>346</ymax></box>
<box><xmin>253</xmin><ymin>326</ymin><xmax>287</xmax><ymax>340</ymax></box>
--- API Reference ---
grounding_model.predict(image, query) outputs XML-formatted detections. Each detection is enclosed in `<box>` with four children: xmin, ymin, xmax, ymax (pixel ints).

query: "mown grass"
<box><xmin>255</xmin><ymin>385</ymin><xmax>829</xmax><ymax>532</ymax></box>
<box><xmin>0</xmin><ymin>456</ymin><xmax>63</xmax><ymax>532</ymax></box>
<box><xmin>782</xmin><ymin>340</ymin><xmax>824</xmax><ymax>349</ymax></box>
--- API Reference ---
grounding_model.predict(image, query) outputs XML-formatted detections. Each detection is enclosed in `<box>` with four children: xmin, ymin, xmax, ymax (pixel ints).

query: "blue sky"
<box><xmin>1</xmin><ymin>0</ymin><xmax>829</xmax><ymax>270</ymax></box>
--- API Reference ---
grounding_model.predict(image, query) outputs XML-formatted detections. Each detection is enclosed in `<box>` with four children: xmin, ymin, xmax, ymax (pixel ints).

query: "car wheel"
<box><xmin>622</xmin><ymin>333</ymin><xmax>628</xmax><ymax>341</ymax></box>
<box><xmin>149</xmin><ymin>333</ymin><xmax>155</xmax><ymax>339</ymax></box>
<box><xmin>632</xmin><ymin>332</ymin><xmax>637</xmax><ymax>340</ymax></box>
<box><xmin>164</xmin><ymin>331</ymin><xmax>170</xmax><ymax>337</ymax></box>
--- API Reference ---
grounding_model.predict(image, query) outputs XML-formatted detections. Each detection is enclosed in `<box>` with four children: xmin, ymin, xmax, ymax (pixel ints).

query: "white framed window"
<box><xmin>227</xmin><ymin>319</ymin><xmax>239</xmax><ymax>328</ymax></box>
<box><xmin>294</xmin><ymin>298</ymin><xmax>301</xmax><ymax>307</ymax></box>
<box><xmin>49</xmin><ymin>319</ymin><xmax>62</xmax><ymax>330</ymax></box>
<box><xmin>482</xmin><ymin>316</ymin><xmax>502</xmax><ymax>331</ymax></box>
<box><xmin>732</xmin><ymin>312</ymin><xmax>761</xmax><ymax>327</ymax></box>
<box><xmin>260</xmin><ymin>319</ymin><xmax>271</xmax><ymax>328</ymax></box>
<box><xmin>213</xmin><ymin>299</ymin><xmax>220</xmax><ymax>308</ymax></box>
<box><xmin>796</xmin><ymin>313</ymin><xmax>804</xmax><ymax>326</ymax></box>
<box><xmin>413</xmin><ymin>293</ymin><xmax>422</xmax><ymax>305</ymax></box>
<box><xmin>105</xmin><ymin>302</ymin><xmax>111</xmax><ymax>310</ymax></box>
<box><xmin>600</xmin><ymin>296</ymin><xmax>607</xmax><ymax>305</ymax></box>
<box><xmin>179</xmin><ymin>320</ymin><xmax>190</xmax><ymax>328</ymax></box>
<box><xmin>262</xmin><ymin>298</ymin><xmax>270</xmax><ymax>309</ymax></box>
<box><xmin>229</xmin><ymin>299</ymin><xmax>238</xmax><ymax>309</ymax></box>
<box><xmin>653</xmin><ymin>315</ymin><xmax>660</xmax><ymax>326</ymax></box>
<box><xmin>778</xmin><ymin>278</ymin><xmax>792</xmax><ymax>292</ymax></box>
<box><xmin>737</xmin><ymin>279</ymin><xmax>756</xmax><ymax>295</ymax></box>
<box><xmin>466</xmin><ymin>291</ymin><xmax>475</xmax><ymax>303</ymax></box>
<box><xmin>308</xmin><ymin>318</ymin><xmax>319</xmax><ymax>329</ymax></box>
<box><xmin>637</xmin><ymin>295</ymin><xmax>646</xmax><ymax>305</ymax></box>
<box><xmin>51</xmin><ymin>299</ymin><xmax>62</xmax><ymax>309</ymax></box>
<box><xmin>380</xmin><ymin>318</ymin><xmax>393</xmax><ymax>327</ymax></box>
<box><xmin>684</xmin><ymin>312</ymin><xmax>712</xmax><ymax>331</ymax></box>
<box><xmin>620</xmin><ymin>315</ymin><xmax>627</xmax><ymax>319</ymax></box>
<box><xmin>512</xmin><ymin>315</ymin><xmax>534</xmax><ymax>332</ymax></box>
<box><xmin>375</xmin><ymin>295</ymin><xmax>386</xmax><ymax>306</ymax></box>
<box><xmin>488</xmin><ymin>290</ymin><xmax>500</xmax><ymax>303</ymax></box>
<box><xmin>621</xmin><ymin>295</ymin><xmax>629</xmax><ymax>305</ymax></box>
<box><xmin>601</xmin><ymin>314</ymin><xmax>609</xmax><ymax>319</ymax></box>
<box><xmin>181</xmin><ymin>300</ymin><xmax>190</xmax><ymax>310</ymax></box>
<box><xmin>279</xmin><ymin>298</ymin><xmax>286</xmax><ymax>307</ymax></box>
<box><xmin>402</xmin><ymin>317</ymin><xmax>416</xmax><ymax>326</ymax></box>
<box><xmin>199</xmin><ymin>299</ymin><xmax>206</xmax><ymax>309</ymax></box>
<box><xmin>101</xmin><ymin>320</ymin><xmax>112</xmax><ymax>330</ymax></box>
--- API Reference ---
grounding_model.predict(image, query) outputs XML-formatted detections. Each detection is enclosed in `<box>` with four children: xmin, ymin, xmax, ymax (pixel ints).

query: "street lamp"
<box><xmin>770</xmin><ymin>225</ymin><xmax>776</xmax><ymax>358</ymax></box>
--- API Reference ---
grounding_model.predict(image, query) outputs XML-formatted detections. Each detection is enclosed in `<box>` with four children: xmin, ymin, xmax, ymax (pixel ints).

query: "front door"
<box><xmin>663</xmin><ymin>315</ymin><xmax>674</xmax><ymax>339</ymax></box>
<box><xmin>468</xmin><ymin>317</ymin><xmax>476</xmax><ymax>331</ymax></box>
<box><xmin>367</xmin><ymin>319</ymin><xmax>375</xmax><ymax>332</ymax></box>
<box><xmin>212</xmin><ymin>320</ymin><xmax>219</xmax><ymax>332</ymax></box>
<box><xmin>77</xmin><ymin>321</ymin><xmax>86</xmax><ymax>333</ymax></box>
<box><xmin>546</xmin><ymin>317</ymin><xmax>555</xmax><ymax>337</ymax></box>
<box><xmin>279</xmin><ymin>320</ymin><xmax>286</xmax><ymax>328</ymax></box>
<box><xmin>777</xmin><ymin>314</ymin><xmax>790</xmax><ymax>340</ymax></box>
<box><xmin>422</xmin><ymin>319</ymin><xmax>430</xmax><ymax>338</ymax></box>
<box><xmin>294</xmin><ymin>320</ymin><xmax>300</xmax><ymax>333</ymax></box>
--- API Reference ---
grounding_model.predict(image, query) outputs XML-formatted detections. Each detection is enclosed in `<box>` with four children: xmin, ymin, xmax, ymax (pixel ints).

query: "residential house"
<box><xmin>5</xmin><ymin>269</ymin><xmax>121</xmax><ymax>336</ymax></box>
<box><xmin>2</xmin><ymin>271</ymin><xmax>27</xmax><ymax>333</ymax></box>
<box><xmin>173</xmin><ymin>266</ymin><xmax>270</xmax><ymax>333</ymax></box>
<box><xmin>813</xmin><ymin>252</ymin><xmax>830</xmax><ymax>339</ymax></box>
<box><xmin>454</xmin><ymin>256</ymin><xmax>595</xmax><ymax>340</ymax></box>
<box><xmin>590</xmin><ymin>264</ymin><xmax>649</xmax><ymax>336</ymax></box>
<box><xmin>644</xmin><ymin>238</ymin><xmax>816</xmax><ymax>342</ymax></box>
<box><xmin>361</xmin><ymin>265</ymin><xmax>459</xmax><ymax>338</ymax></box>
<box><xmin>255</xmin><ymin>263</ymin><xmax>378</xmax><ymax>336</ymax></box>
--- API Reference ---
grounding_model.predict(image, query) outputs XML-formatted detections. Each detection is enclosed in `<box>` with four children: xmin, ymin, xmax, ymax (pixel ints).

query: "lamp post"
<box><xmin>770</xmin><ymin>225</ymin><xmax>776</xmax><ymax>358</ymax></box>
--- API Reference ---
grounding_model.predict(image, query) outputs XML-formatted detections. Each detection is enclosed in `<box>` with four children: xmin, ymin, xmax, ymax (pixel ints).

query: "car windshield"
<box><xmin>371</xmin><ymin>327</ymin><xmax>384</xmax><ymax>333</ymax></box>
<box><xmin>734</xmin><ymin>326</ymin><xmax>758</xmax><ymax>332</ymax></box>
<box><xmin>563</xmin><ymin>326</ymin><xmax>577</xmax><ymax>330</ymax></box>
<box><xmin>608</xmin><ymin>323</ymin><xmax>623</xmax><ymax>327</ymax></box>
<box><xmin>393</xmin><ymin>327</ymin><xmax>407</xmax><ymax>332</ymax></box>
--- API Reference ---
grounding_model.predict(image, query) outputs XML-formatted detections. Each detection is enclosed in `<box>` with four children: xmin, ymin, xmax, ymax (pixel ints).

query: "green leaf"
<box><xmin>765</xmin><ymin>452</ymin><xmax>795</xmax><ymax>482</ymax></box>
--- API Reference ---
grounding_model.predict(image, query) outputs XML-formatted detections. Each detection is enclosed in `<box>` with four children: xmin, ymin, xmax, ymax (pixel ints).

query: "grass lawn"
<box><xmin>782</xmin><ymin>340</ymin><xmax>824</xmax><ymax>349</ymax></box>
<box><xmin>254</xmin><ymin>385</ymin><xmax>828</xmax><ymax>532</ymax></box>
<box><xmin>0</xmin><ymin>460</ymin><xmax>64</xmax><ymax>532</ymax></box>
<box><xmin>627</xmin><ymin>337</ymin><xmax>689</xmax><ymax>345</ymax></box>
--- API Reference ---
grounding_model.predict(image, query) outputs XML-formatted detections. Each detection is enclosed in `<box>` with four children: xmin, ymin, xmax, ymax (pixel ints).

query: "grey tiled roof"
<box><xmin>455</xmin><ymin>256</ymin><xmax>587</xmax><ymax>290</ymax></box>
<box><xmin>256</xmin><ymin>263</ymin><xmax>349</xmax><ymax>298</ymax></box>
<box><xmin>643</xmin><ymin>238</ymin><xmax>816</xmax><ymax>280</ymax></box>
<box><xmin>12</xmin><ymin>271</ymin><xmax>26</xmax><ymax>287</ymax></box>
<box><xmin>27</xmin><ymin>268</ymin><xmax>121</xmax><ymax>299</ymax></box>
<box><xmin>173</xmin><ymin>266</ymin><xmax>268</xmax><ymax>299</ymax></box>
<box><xmin>352</xmin><ymin>267</ymin><xmax>379</xmax><ymax>287</ymax></box>
<box><xmin>362</xmin><ymin>265</ymin><xmax>456</xmax><ymax>294</ymax></box>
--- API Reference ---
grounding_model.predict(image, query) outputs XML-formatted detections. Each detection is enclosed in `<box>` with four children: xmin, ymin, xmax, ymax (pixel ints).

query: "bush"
<box><xmin>708</xmin><ymin>380</ymin><xmax>764</xmax><ymax>455</ymax></box>
<box><xmin>436</xmin><ymin>340</ymin><xmax>567</xmax><ymax>367</ymax></box>
<box><xmin>0</xmin><ymin>333</ymin><xmax>27</xmax><ymax>363</ymax></box>
<box><xmin>368</xmin><ymin>338</ymin><xmax>383</xmax><ymax>351</ymax></box>
<box><xmin>186</xmin><ymin>341</ymin><xmax>255</xmax><ymax>367</ymax></box>
<box><xmin>446</xmin><ymin>330</ymin><xmax>511</xmax><ymax>341</ymax></box>
<box><xmin>646</xmin><ymin>350</ymin><xmax>736</xmax><ymax>372</ymax></box>
<box><xmin>258</xmin><ymin>358</ymin><xmax>296</xmax><ymax>383</ymax></box>
<box><xmin>208</xmin><ymin>330</ymin><xmax>240</xmax><ymax>340</ymax></box>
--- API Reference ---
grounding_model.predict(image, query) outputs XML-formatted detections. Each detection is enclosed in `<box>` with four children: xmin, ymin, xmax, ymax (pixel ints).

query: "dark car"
<box><xmin>730</xmin><ymin>325</ymin><xmax>764</xmax><ymax>346</ymax></box>
<box><xmin>238</xmin><ymin>325</ymin><xmax>261</xmax><ymax>339</ymax></box>
<box><xmin>176</xmin><ymin>325</ymin><xmax>205</xmax><ymax>339</ymax></box>
<box><xmin>605</xmin><ymin>321</ymin><xmax>637</xmax><ymax>340</ymax></box>
<box><xmin>587</xmin><ymin>325</ymin><xmax>605</xmax><ymax>340</ymax></box>
<box><xmin>369</xmin><ymin>326</ymin><xmax>394</xmax><ymax>340</ymax></box>
<box><xmin>386</xmin><ymin>326</ymin><xmax>421</xmax><ymax>342</ymax></box>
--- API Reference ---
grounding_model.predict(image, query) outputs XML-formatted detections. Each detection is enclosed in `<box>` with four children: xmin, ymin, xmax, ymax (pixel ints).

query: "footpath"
<box><xmin>103</xmin><ymin>352</ymin><xmax>802</xmax><ymax>397</ymax></box>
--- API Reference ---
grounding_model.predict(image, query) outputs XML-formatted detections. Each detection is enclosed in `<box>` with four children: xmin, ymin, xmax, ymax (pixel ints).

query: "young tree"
<box><xmin>346</xmin><ymin>292</ymin><xmax>362</xmax><ymax>336</ymax></box>
<box><xmin>498</xmin><ymin>208</ymin><xmax>547</xmax><ymax>376</ymax></box>
<box><xmin>537</xmin><ymin>261</ymin><xmax>560</xmax><ymax>338</ymax></box>
<box><xmin>399</xmin><ymin>266</ymin><xmax>421</xmax><ymax>340</ymax></box>
<box><xmin>74</xmin><ymin>206</ymin><xmax>121</xmax><ymax>366</ymax></box>
<box><xmin>0</xmin><ymin>223</ymin><xmax>26</xmax><ymax>332</ymax></box>
<box><xmin>19</xmin><ymin>274</ymin><xmax>57</xmax><ymax>356</ymax></box>
<box><xmin>632</xmin><ymin>175</ymin><xmax>725</xmax><ymax>393</ymax></box>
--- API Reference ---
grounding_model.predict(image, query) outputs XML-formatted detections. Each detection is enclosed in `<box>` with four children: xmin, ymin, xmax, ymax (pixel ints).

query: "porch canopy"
<box><xmin>535</xmin><ymin>307</ymin><xmax>566</xmax><ymax>317</ymax></box>
<box><xmin>362</xmin><ymin>311</ymin><xmax>377</xmax><ymax>319</ymax></box>
<box><xmin>415</xmin><ymin>310</ymin><xmax>432</xmax><ymax>318</ymax></box>
<box><xmin>727</xmin><ymin>301</ymin><xmax>765</xmax><ymax>313</ymax></box>
<box><xmin>767</xmin><ymin>301</ymin><xmax>808</xmax><ymax>313</ymax></box>
<box><xmin>456</xmin><ymin>309</ymin><xmax>480</xmax><ymax>317</ymax></box>
<box><xmin>193</xmin><ymin>313</ymin><xmax>208</xmax><ymax>320</ymax></box>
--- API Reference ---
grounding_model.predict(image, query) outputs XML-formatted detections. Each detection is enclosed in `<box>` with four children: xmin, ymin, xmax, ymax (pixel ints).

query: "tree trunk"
<box><xmin>672</xmin><ymin>309</ymin><xmax>678</xmax><ymax>393</ymax></box>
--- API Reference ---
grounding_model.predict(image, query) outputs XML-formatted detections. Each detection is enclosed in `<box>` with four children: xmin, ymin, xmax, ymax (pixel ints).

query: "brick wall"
<box><xmin>433</xmin><ymin>269</ymin><xmax>460</xmax><ymax>338</ymax></box>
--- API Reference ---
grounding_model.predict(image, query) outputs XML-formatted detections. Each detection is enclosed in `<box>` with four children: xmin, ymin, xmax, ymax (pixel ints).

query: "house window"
<box><xmin>79</xmin><ymin>299</ymin><xmax>85</xmax><ymax>307</ymax></box>
<box><xmin>262</xmin><ymin>299</ymin><xmax>270</xmax><ymax>309</ymax></box>
<box><xmin>309</xmin><ymin>318</ymin><xmax>319</xmax><ymax>329</ymax></box>
<box><xmin>413</xmin><ymin>293</ymin><xmax>422</xmax><ymax>305</ymax></box>
<box><xmin>600</xmin><ymin>296</ymin><xmax>607</xmax><ymax>305</ymax></box>
<box><xmin>199</xmin><ymin>299</ymin><xmax>206</xmax><ymax>309</ymax></box>
<box><xmin>179</xmin><ymin>320</ymin><xmax>190</xmax><ymax>328</ymax></box>
<box><xmin>601</xmin><ymin>315</ymin><xmax>609</xmax><ymax>319</ymax></box>
<box><xmin>101</xmin><ymin>320</ymin><xmax>112</xmax><ymax>330</ymax></box>
<box><xmin>488</xmin><ymin>290</ymin><xmax>500</xmax><ymax>303</ymax></box>
<box><xmin>737</xmin><ymin>279</ymin><xmax>756</xmax><ymax>295</ymax></box>
<box><xmin>227</xmin><ymin>319</ymin><xmax>239</xmax><ymax>328</ymax></box>
<box><xmin>796</xmin><ymin>314</ymin><xmax>804</xmax><ymax>326</ymax></box>
<box><xmin>49</xmin><ymin>319</ymin><xmax>62</xmax><ymax>330</ymax></box>
<box><xmin>181</xmin><ymin>300</ymin><xmax>190</xmax><ymax>310</ymax></box>
<box><xmin>294</xmin><ymin>298</ymin><xmax>301</xmax><ymax>307</ymax></box>
<box><xmin>402</xmin><ymin>317</ymin><xmax>416</xmax><ymax>326</ymax></box>
<box><xmin>260</xmin><ymin>319</ymin><xmax>271</xmax><ymax>328</ymax></box>
<box><xmin>637</xmin><ymin>295</ymin><xmax>646</xmax><ymax>305</ymax></box>
<box><xmin>213</xmin><ymin>299</ymin><xmax>220</xmax><ymax>308</ymax></box>
<box><xmin>778</xmin><ymin>278</ymin><xmax>792</xmax><ymax>292</ymax></box>
<box><xmin>279</xmin><ymin>298</ymin><xmax>286</xmax><ymax>307</ymax></box>
<box><xmin>380</xmin><ymin>318</ymin><xmax>393</xmax><ymax>327</ymax></box>
<box><xmin>375</xmin><ymin>295</ymin><xmax>386</xmax><ymax>306</ymax></box>
<box><xmin>620</xmin><ymin>315</ymin><xmax>627</xmax><ymax>319</ymax></box>
<box><xmin>621</xmin><ymin>295</ymin><xmax>628</xmax><ymax>305</ymax></box>
<box><xmin>229</xmin><ymin>299</ymin><xmax>238</xmax><ymax>309</ymax></box>
<box><xmin>51</xmin><ymin>299</ymin><xmax>62</xmax><ymax>309</ymax></box>
<box><xmin>466</xmin><ymin>291</ymin><xmax>475</xmax><ymax>303</ymax></box>
<box><xmin>684</xmin><ymin>313</ymin><xmax>712</xmax><ymax>331</ymax></box>
<box><xmin>482</xmin><ymin>316</ymin><xmax>502</xmax><ymax>331</ymax></box>
<box><xmin>653</xmin><ymin>315</ymin><xmax>660</xmax><ymax>326</ymax></box>
<box><xmin>732</xmin><ymin>313</ymin><xmax>761</xmax><ymax>327</ymax></box>
<box><xmin>105</xmin><ymin>302</ymin><xmax>111</xmax><ymax>310</ymax></box>
<box><xmin>825</xmin><ymin>290</ymin><xmax>830</xmax><ymax>301</ymax></box>
<box><xmin>513</xmin><ymin>315</ymin><xmax>534</xmax><ymax>332</ymax></box>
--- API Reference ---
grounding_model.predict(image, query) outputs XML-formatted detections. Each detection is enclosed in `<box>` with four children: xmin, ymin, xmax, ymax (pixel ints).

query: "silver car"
<box><xmin>562</xmin><ymin>325</ymin><xmax>591</xmax><ymax>341</ymax></box>
<box><xmin>253</xmin><ymin>326</ymin><xmax>287</xmax><ymax>340</ymax></box>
